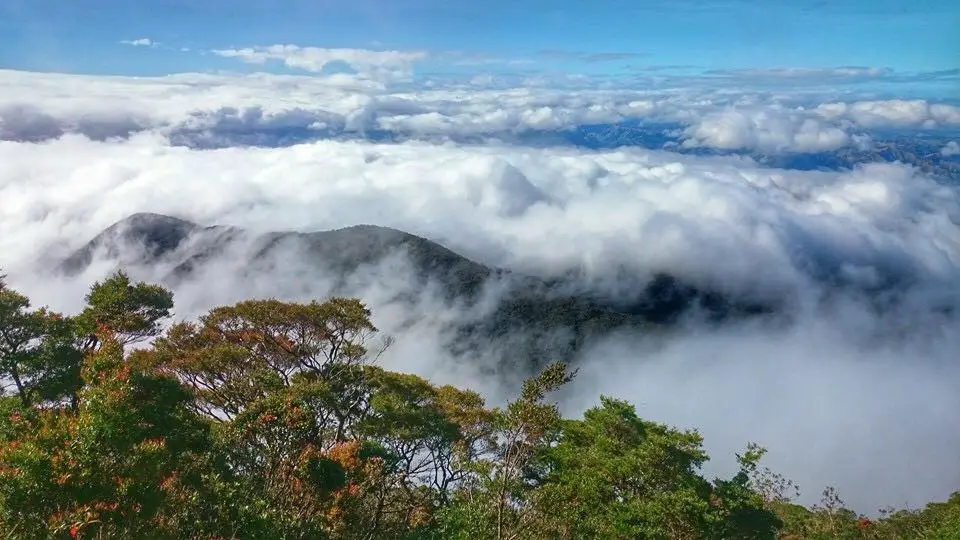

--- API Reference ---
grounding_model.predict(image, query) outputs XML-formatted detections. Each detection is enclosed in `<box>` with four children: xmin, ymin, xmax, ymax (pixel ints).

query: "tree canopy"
<box><xmin>0</xmin><ymin>270</ymin><xmax>957</xmax><ymax>539</ymax></box>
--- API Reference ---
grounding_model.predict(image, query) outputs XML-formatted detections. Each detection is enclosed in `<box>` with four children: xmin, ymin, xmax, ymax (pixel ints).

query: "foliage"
<box><xmin>0</xmin><ymin>283</ymin><xmax>83</xmax><ymax>407</ymax></box>
<box><xmin>77</xmin><ymin>270</ymin><xmax>173</xmax><ymax>347</ymax></box>
<box><xmin>0</xmin><ymin>272</ymin><xmax>957</xmax><ymax>538</ymax></box>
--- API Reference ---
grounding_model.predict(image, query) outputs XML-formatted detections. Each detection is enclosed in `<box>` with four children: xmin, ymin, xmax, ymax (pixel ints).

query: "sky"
<box><xmin>0</xmin><ymin>0</ymin><xmax>958</xmax><ymax>79</ymax></box>
<box><xmin>2</xmin><ymin>0</ymin><xmax>960</xmax><ymax>516</ymax></box>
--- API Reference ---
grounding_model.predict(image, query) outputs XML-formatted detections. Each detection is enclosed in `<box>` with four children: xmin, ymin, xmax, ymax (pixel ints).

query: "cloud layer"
<box><xmin>1</xmin><ymin>68</ymin><xmax>960</xmax><ymax>513</ymax></box>
<box><xmin>2</xmin><ymin>69</ymin><xmax>959</xmax><ymax>155</ymax></box>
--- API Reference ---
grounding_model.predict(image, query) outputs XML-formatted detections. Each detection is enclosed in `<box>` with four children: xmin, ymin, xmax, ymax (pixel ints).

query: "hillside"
<box><xmin>57</xmin><ymin>213</ymin><xmax>772</xmax><ymax>364</ymax></box>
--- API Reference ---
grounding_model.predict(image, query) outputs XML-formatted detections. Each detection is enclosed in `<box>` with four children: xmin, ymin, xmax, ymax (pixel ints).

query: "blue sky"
<box><xmin>0</xmin><ymin>0</ymin><xmax>957</xmax><ymax>78</ymax></box>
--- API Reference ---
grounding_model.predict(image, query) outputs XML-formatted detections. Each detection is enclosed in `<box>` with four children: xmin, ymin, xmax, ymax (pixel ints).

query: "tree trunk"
<box><xmin>10</xmin><ymin>366</ymin><xmax>29</xmax><ymax>407</ymax></box>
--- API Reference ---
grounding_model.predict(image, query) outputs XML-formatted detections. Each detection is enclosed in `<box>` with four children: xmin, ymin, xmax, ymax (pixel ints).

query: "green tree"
<box><xmin>709</xmin><ymin>444</ymin><xmax>784</xmax><ymax>539</ymax></box>
<box><xmin>6</xmin><ymin>273</ymin><xmax>960</xmax><ymax>539</ymax></box>
<box><xmin>142</xmin><ymin>296</ymin><xmax>486</xmax><ymax>538</ymax></box>
<box><xmin>144</xmin><ymin>297</ymin><xmax>383</xmax><ymax>421</ymax></box>
<box><xmin>436</xmin><ymin>362</ymin><xmax>574</xmax><ymax>540</ymax></box>
<box><xmin>0</xmin><ymin>282</ymin><xmax>82</xmax><ymax>407</ymax></box>
<box><xmin>528</xmin><ymin>398</ymin><xmax>779</xmax><ymax>540</ymax></box>
<box><xmin>534</xmin><ymin>397</ymin><xmax>714</xmax><ymax>539</ymax></box>
<box><xmin>0</xmin><ymin>284</ymin><xmax>47</xmax><ymax>406</ymax></box>
<box><xmin>77</xmin><ymin>270</ymin><xmax>174</xmax><ymax>348</ymax></box>
<box><xmin>0</xmin><ymin>331</ymin><xmax>214</xmax><ymax>538</ymax></box>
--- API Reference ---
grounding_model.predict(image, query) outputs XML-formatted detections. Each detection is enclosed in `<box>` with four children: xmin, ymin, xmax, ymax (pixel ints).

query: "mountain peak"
<box><xmin>59</xmin><ymin>213</ymin><xmax>230</xmax><ymax>275</ymax></box>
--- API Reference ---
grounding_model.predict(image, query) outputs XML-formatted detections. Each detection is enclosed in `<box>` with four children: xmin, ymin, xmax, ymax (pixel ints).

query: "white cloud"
<box><xmin>694</xmin><ymin>66</ymin><xmax>960</xmax><ymax>89</ymax></box>
<box><xmin>120</xmin><ymin>38</ymin><xmax>157</xmax><ymax>47</ymax></box>
<box><xmin>708</xmin><ymin>66</ymin><xmax>895</xmax><ymax>79</ymax></box>
<box><xmin>679</xmin><ymin>99</ymin><xmax>960</xmax><ymax>153</ymax></box>
<box><xmin>211</xmin><ymin>45</ymin><xmax>427</xmax><ymax>82</ymax></box>
<box><xmin>0</xmin><ymin>69</ymin><xmax>957</xmax><ymax>155</ymax></box>
<box><xmin>814</xmin><ymin>99</ymin><xmax>960</xmax><ymax>128</ymax></box>
<box><xmin>681</xmin><ymin>107</ymin><xmax>852</xmax><ymax>153</ymax></box>
<box><xmin>941</xmin><ymin>140</ymin><xmax>960</xmax><ymax>157</ymax></box>
<box><xmin>5</xmin><ymin>135</ymin><xmax>954</xmax><ymax>295</ymax></box>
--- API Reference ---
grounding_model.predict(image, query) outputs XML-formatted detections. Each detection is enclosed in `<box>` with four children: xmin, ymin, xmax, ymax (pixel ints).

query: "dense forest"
<box><xmin>1</xmin><ymin>270</ymin><xmax>958</xmax><ymax>539</ymax></box>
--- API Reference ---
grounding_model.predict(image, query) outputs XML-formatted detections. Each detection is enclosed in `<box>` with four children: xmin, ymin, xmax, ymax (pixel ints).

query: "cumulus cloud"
<box><xmin>681</xmin><ymin>107</ymin><xmax>852</xmax><ymax>153</ymax></box>
<box><xmin>814</xmin><ymin>100</ymin><xmax>960</xmax><ymax>129</ymax></box>
<box><xmin>1</xmin><ymin>69</ymin><xmax>957</xmax><ymax>155</ymax></box>
<box><xmin>211</xmin><ymin>45</ymin><xmax>427</xmax><ymax>81</ymax></box>
<box><xmin>677</xmin><ymin>99</ymin><xmax>960</xmax><ymax>152</ymax></box>
<box><xmin>940</xmin><ymin>140</ymin><xmax>959</xmax><ymax>157</ymax></box>
<box><xmin>0</xmin><ymin>103</ymin><xmax>151</xmax><ymax>142</ymax></box>
<box><xmin>167</xmin><ymin>106</ymin><xmax>347</xmax><ymax>149</ymax></box>
<box><xmin>2</xmin><ymin>87</ymin><xmax>960</xmax><ymax>514</ymax></box>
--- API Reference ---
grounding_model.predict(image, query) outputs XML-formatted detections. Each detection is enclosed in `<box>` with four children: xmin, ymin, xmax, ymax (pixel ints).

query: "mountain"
<box><xmin>60</xmin><ymin>213</ymin><xmax>242</xmax><ymax>276</ymax></box>
<box><xmin>60</xmin><ymin>213</ymin><xmax>490</xmax><ymax>298</ymax></box>
<box><xmin>58</xmin><ymin>213</ymin><xmax>770</xmax><ymax>365</ymax></box>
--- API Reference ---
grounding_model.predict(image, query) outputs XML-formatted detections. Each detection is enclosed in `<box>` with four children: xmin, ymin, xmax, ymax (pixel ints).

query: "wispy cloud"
<box><xmin>120</xmin><ymin>38</ymin><xmax>158</xmax><ymax>48</ymax></box>
<box><xmin>703</xmin><ymin>66</ymin><xmax>960</xmax><ymax>85</ymax></box>
<box><xmin>537</xmin><ymin>50</ymin><xmax>647</xmax><ymax>63</ymax></box>
<box><xmin>211</xmin><ymin>45</ymin><xmax>427</xmax><ymax>81</ymax></box>
<box><xmin>908</xmin><ymin>68</ymin><xmax>960</xmax><ymax>82</ymax></box>
<box><xmin>706</xmin><ymin>66</ymin><xmax>894</xmax><ymax>80</ymax></box>
<box><xmin>631</xmin><ymin>64</ymin><xmax>702</xmax><ymax>72</ymax></box>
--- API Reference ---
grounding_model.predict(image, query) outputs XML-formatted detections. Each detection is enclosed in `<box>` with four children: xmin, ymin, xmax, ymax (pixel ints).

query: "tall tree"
<box><xmin>77</xmin><ymin>270</ymin><xmax>173</xmax><ymax>349</ymax></box>
<box><xmin>0</xmin><ymin>285</ymin><xmax>45</xmax><ymax>406</ymax></box>
<box><xmin>437</xmin><ymin>362</ymin><xmax>575</xmax><ymax>540</ymax></box>
<box><xmin>0</xmin><ymin>283</ymin><xmax>81</xmax><ymax>407</ymax></box>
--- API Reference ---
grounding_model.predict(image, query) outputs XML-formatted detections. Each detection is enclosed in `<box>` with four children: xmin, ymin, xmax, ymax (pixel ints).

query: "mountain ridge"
<box><xmin>59</xmin><ymin>213</ymin><xmax>775</xmax><ymax>364</ymax></box>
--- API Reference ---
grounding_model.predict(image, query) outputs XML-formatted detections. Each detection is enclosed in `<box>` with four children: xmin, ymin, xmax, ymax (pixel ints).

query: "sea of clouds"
<box><xmin>2</xmin><ymin>66</ymin><xmax>960</xmax><ymax>513</ymax></box>
<box><xmin>3</xmin><ymin>68</ymin><xmax>960</xmax><ymax>153</ymax></box>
